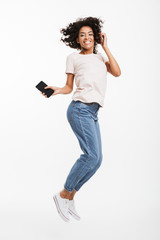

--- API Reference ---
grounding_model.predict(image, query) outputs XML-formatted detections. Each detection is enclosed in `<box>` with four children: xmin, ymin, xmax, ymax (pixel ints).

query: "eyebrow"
<box><xmin>80</xmin><ymin>31</ymin><xmax>93</xmax><ymax>34</ymax></box>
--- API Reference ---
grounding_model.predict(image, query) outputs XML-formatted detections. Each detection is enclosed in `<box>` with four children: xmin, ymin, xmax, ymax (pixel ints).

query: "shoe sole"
<box><xmin>68</xmin><ymin>208</ymin><xmax>81</xmax><ymax>221</ymax></box>
<box><xmin>53</xmin><ymin>195</ymin><xmax>70</xmax><ymax>222</ymax></box>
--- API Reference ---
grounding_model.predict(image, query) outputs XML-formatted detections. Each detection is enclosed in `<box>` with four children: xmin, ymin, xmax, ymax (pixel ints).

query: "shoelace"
<box><xmin>69</xmin><ymin>200</ymin><xmax>76</xmax><ymax>210</ymax></box>
<box><xmin>63</xmin><ymin>199</ymin><xmax>69</xmax><ymax>209</ymax></box>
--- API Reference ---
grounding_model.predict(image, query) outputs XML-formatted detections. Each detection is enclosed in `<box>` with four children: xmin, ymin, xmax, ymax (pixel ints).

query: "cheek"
<box><xmin>79</xmin><ymin>39</ymin><xmax>83</xmax><ymax>44</ymax></box>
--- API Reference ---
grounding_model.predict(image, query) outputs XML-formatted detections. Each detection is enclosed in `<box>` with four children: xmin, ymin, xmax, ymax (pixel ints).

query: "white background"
<box><xmin>0</xmin><ymin>0</ymin><xmax>160</xmax><ymax>239</ymax></box>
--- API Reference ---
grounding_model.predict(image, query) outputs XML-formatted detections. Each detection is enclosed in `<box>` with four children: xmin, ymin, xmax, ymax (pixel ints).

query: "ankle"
<box><xmin>69</xmin><ymin>196</ymin><xmax>74</xmax><ymax>200</ymax></box>
<box><xmin>60</xmin><ymin>190</ymin><xmax>72</xmax><ymax>200</ymax></box>
<box><xmin>60</xmin><ymin>189</ymin><xmax>76</xmax><ymax>200</ymax></box>
<box><xmin>60</xmin><ymin>192</ymin><xmax>68</xmax><ymax>199</ymax></box>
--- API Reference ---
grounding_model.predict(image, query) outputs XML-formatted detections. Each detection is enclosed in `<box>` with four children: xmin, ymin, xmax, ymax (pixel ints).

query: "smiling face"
<box><xmin>76</xmin><ymin>26</ymin><xmax>94</xmax><ymax>53</ymax></box>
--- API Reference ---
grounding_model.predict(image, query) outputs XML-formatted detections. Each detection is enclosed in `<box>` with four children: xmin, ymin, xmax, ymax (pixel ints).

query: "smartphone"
<box><xmin>35</xmin><ymin>81</ymin><xmax>54</xmax><ymax>98</ymax></box>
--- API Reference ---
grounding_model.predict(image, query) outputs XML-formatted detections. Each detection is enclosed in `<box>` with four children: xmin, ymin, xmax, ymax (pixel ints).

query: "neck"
<box><xmin>80</xmin><ymin>48</ymin><xmax>94</xmax><ymax>55</ymax></box>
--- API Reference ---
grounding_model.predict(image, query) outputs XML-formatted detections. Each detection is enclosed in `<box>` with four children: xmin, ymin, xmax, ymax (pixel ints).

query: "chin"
<box><xmin>83</xmin><ymin>46</ymin><xmax>93</xmax><ymax>50</ymax></box>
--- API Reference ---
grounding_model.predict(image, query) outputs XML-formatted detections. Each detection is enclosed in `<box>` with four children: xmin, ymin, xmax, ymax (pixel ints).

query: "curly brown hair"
<box><xmin>60</xmin><ymin>16</ymin><xmax>104</xmax><ymax>54</ymax></box>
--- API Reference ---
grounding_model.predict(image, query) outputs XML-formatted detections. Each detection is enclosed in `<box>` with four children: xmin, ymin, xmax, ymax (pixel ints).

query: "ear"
<box><xmin>76</xmin><ymin>37</ymin><xmax>79</xmax><ymax>44</ymax></box>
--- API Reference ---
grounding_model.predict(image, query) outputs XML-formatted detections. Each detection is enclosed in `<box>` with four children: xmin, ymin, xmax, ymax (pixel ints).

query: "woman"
<box><xmin>41</xmin><ymin>16</ymin><xmax>121</xmax><ymax>222</ymax></box>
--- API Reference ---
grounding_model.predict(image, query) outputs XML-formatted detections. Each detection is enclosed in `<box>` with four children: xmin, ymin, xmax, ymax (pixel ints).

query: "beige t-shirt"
<box><xmin>65</xmin><ymin>51</ymin><xmax>108</xmax><ymax>107</ymax></box>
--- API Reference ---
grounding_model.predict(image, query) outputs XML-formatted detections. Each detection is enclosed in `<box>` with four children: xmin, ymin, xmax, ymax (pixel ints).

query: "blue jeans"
<box><xmin>64</xmin><ymin>100</ymin><xmax>103</xmax><ymax>192</ymax></box>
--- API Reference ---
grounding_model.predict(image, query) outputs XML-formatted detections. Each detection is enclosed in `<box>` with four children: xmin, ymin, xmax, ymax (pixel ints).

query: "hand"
<box><xmin>41</xmin><ymin>86</ymin><xmax>61</xmax><ymax>98</ymax></box>
<box><xmin>99</xmin><ymin>32</ymin><xmax>108</xmax><ymax>50</ymax></box>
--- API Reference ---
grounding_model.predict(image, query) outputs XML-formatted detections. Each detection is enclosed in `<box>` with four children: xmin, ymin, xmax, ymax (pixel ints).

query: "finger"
<box><xmin>45</xmin><ymin>86</ymin><xmax>52</xmax><ymax>89</ymax></box>
<box><xmin>101</xmin><ymin>33</ymin><xmax>106</xmax><ymax>39</ymax></box>
<box><xmin>102</xmin><ymin>33</ymin><xmax>107</xmax><ymax>38</ymax></box>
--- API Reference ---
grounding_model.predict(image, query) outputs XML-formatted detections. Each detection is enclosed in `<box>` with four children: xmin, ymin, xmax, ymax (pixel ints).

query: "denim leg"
<box><xmin>64</xmin><ymin>101</ymin><xmax>101</xmax><ymax>192</ymax></box>
<box><xmin>74</xmin><ymin>119</ymin><xmax>103</xmax><ymax>191</ymax></box>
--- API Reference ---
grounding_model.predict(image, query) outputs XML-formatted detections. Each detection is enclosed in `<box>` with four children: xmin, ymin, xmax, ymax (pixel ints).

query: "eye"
<box><xmin>80</xmin><ymin>33</ymin><xmax>93</xmax><ymax>37</ymax></box>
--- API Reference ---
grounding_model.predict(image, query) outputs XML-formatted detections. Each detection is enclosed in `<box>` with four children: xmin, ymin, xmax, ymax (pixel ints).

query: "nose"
<box><xmin>84</xmin><ymin>34</ymin><xmax>90</xmax><ymax>38</ymax></box>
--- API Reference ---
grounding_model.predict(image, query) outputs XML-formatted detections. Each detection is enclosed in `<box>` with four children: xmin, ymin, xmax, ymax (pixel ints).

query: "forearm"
<box><xmin>60</xmin><ymin>85</ymin><xmax>73</xmax><ymax>94</ymax></box>
<box><xmin>104</xmin><ymin>47</ymin><xmax>121</xmax><ymax>76</ymax></box>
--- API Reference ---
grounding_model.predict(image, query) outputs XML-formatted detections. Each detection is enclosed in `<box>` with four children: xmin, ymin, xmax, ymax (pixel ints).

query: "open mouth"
<box><xmin>84</xmin><ymin>41</ymin><xmax>91</xmax><ymax>44</ymax></box>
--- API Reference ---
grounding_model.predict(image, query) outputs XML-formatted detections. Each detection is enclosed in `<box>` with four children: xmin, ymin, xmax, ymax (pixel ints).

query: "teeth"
<box><xmin>84</xmin><ymin>41</ymin><xmax>91</xmax><ymax>43</ymax></box>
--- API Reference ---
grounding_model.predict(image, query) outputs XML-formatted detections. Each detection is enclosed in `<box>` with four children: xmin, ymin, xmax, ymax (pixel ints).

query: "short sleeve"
<box><xmin>99</xmin><ymin>53</ymin><xmax>108</xmax><ymax>63</ymax></box>
<box><xmin>65</xmin><ymin>54</ymin><xmax>75</xmax><ymax>74</ymax></box>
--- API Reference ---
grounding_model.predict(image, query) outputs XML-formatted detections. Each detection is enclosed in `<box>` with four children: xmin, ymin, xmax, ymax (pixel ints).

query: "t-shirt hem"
<box><xmin>72</xmin><ymin>96</ymin><xmax>103</xmax><ymax>108</ymax></box>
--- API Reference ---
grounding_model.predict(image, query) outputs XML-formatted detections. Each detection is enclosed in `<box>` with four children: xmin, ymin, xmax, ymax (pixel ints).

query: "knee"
<box><xmin>89</xmin><ymin>152</ymin><xmax>103</xmax><ymax>169</ymax></box>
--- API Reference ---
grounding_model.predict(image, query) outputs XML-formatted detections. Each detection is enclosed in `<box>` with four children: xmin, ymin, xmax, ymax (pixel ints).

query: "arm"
<box><xmin>60</xmin><ymin>73</ymin><xmax>74</xmax><ymax>94</ymax></box>
<box><xmin>99</xmin><ymin>32</ymin><xmax>121</xmax><ymax>77</ymax></box>
<box><xmin>41</xmin><ymin>73</ymin><xmax>74</xmax><ymax>97</ymax></box>
<box><xmin>104</xmin><ymin>47</ymin><xmax>121</xmax><ymax>77</ymax></box>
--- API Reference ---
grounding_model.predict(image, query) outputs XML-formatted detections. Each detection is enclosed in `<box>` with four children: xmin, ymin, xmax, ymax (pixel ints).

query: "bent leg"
<box><xmin>64</xmin><ymin>106</ymin><xmax>101</xmax><ymax>192</ymax></box>
<box><xmin>74</xmin><ymin>120</ymin><xmax>103</xmax><ymax>191</ymax></box>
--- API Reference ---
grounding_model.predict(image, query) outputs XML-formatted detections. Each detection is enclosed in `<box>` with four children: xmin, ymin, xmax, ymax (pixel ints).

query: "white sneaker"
<box><xmin>68</xmin><ymin>199</ymin><xmax>81</xmax><ymax>220</ymax></box>
<box><xmin>53</xmin><ymin>193</ymin><xmax>70</xmax><ymax>222</ymax></box>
